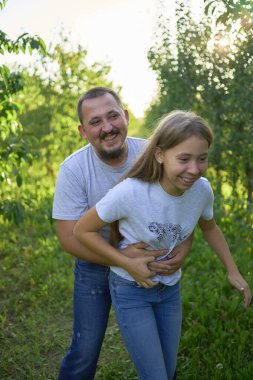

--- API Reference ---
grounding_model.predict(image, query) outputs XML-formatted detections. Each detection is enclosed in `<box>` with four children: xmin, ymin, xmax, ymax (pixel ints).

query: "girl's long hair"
<box><xmin>125</xmin><ymin>110</ymin><xmax>213</xmax><ymax>183</ymax></box>
<box><xmin>110</xmin><ymin>110</ymin><xmax>214</xmax><ymax>246</ymax></box>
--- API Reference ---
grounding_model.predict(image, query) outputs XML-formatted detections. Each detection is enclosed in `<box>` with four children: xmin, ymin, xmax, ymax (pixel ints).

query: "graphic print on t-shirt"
<box><xmin>148</xmin><ymin>221</ymin><xmax>185</xmax><ymax>244</ymax></box>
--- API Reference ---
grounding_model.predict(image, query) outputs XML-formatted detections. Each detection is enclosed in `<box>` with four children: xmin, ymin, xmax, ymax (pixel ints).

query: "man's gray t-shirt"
<box><xmin>52</xmin><ymin>137</ymin><xmax>146</xmax><ymax>241</ymax></box>
<box><xmin>96</xmin><ymin>177</ymin><xmax>214</xmax><ymax>285</ymax></box>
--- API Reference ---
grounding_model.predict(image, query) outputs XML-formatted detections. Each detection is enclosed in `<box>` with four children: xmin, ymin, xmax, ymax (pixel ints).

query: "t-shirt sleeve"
<box><xmin>96</xmin><ymin>180</ymin><xmax>129</xmax><ymax>223</ymax></box>
<box><xmin>201</xmin><ymin>180</ymin><xmax>214</xmax><ymax>220</ymax></box>
<box><xmin>52</xmin><ymin>164</ymin><xmax>88</xmax><ymax>220</ymax></box>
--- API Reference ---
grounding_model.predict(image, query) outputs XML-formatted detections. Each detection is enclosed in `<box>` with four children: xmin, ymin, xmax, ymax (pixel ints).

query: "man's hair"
<box><xmin>77</xmin><ymin>87</ymin><xmax>123</xmax><ymax>124</ymax></box>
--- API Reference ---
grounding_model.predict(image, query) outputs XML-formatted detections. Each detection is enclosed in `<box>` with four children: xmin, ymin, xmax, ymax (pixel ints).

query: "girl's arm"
<box><xmin>73</xmin><ymin>206</ymin><xmax>158</xmax><ymax>288</ymax></box>
<box><xmin>198</xmin><ymin>217</ymin><xmax>251</xmax><ymax>309</ymax></box>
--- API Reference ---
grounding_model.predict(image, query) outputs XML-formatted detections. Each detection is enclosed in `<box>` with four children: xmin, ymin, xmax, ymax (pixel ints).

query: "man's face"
<box><xmin>78</xmin><ymin>93</ymin><xmax>129</xmax><ymax>164</ymax></box>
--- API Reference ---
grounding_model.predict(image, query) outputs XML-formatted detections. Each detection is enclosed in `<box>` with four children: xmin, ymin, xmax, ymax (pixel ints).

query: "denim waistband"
<box><xmin>75</xmin><ymin>258</ymin><xmax>109</xmax><ymax>273</ymax></box>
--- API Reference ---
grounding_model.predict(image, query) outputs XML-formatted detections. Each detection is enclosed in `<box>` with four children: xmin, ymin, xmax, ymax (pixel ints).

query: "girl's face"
<box><xmin>155</xmin><ymin>135</ymin><xmax>209</xmax><ymax>196</ymax></box>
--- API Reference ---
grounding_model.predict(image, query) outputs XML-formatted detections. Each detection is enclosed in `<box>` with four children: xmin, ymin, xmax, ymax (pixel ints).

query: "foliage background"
<box><xmin>0</xmin><ymin>0</ymin><xmax>252</xmax><ymax>379</ymax></box>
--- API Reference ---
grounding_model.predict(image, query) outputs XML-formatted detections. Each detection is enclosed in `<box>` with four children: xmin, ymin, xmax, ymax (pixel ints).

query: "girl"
<box><xmin>73</xmin><ymin>110</ymin><xmax>251</xmax><ymax>380</ymax></box>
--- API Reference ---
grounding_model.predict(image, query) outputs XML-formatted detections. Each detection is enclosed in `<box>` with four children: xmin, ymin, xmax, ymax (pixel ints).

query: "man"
<box><xmin>52</xmin><ymin>87</ymin><xmax>190</xmax><ymax>380</ymax></box>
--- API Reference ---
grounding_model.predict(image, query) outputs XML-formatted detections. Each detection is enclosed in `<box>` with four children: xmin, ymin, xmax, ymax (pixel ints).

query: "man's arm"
<box><xmin>56</xmin><ymin>220</ymin><xmax>167</xmax><ymax>265</ymax></box>
<box><xmin>57</xmin><ymin>217</ymin><xmax>158</xmax><ymax>288</ymax></box>
<box><xmin>56</xmin><ymin>220</ymin><xmax>115</xmax><ymax>266</ymax></box>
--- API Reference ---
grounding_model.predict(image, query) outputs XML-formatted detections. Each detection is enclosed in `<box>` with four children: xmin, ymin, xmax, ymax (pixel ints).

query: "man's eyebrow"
<box><xmin>107</xmin><ymin>110</ymin><xmax>120</xmax><ymax>115</ymax></box>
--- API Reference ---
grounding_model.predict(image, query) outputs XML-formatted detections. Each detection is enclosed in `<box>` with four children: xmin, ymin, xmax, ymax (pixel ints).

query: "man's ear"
<box><xmin>154</xmin><ymin>147</ymin><xmax>164</xmax><ymax>164</ymax></box>
<box><xmin>78</xmin><ymin>124</ymin><xmax>87</xmax><ymax>139</ymax></box>
<box><xmin>124</xmin><ymin>109</ymin><xmax>129</xmax><ymax>123</ymax></box>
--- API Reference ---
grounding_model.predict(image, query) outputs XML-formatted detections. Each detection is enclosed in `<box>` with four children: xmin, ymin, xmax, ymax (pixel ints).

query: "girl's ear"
<box><xmin>154</xmin><ymin>147</ymin><xmax>164</xmax><ymax>164</ymax></box>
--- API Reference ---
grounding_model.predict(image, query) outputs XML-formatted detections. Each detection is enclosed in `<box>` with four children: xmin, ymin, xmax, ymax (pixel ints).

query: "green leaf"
<box><xmin>16</xmin><ymin>173</ymin><xmax>22</xmax><ymax>187</ymax></box>
<box><xmin>38</xmin><ymin>37</ymin><xmax>47</xmax><ymax>54</ymax></box>
<box><xmin>204</xmin><ymin>0</ymin><xmax>217</xmax><ymax>16</ymax></box>
<box><xmin>0</xmin><ymin>64</ymin><xmax>10</xmax><ymax>88</ymax></box>
<box><xmin>0</xmin><ymin>0</ymin><xmax>7</xmax><ymax>11</ymax></box>
<box><xmin>15</xmin><ymin>32</ymin><xmax>29</xmax><ymax>42</ymax></box>
<box><xmin>13</xmin><ymin>203</ymin><xmax>25</xmax><ymax>224</ymax></box>
<box><xmin>0</xmin><ymin>64</ymin><xmax>10</xmax><ymax>79</ymax></box>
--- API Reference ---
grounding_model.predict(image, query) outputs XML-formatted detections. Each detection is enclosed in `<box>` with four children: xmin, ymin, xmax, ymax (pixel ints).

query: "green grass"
<box><xmin>0</xmin><ymin>218</ymin><xmax>252</xmax><ymax>380</ymax></box>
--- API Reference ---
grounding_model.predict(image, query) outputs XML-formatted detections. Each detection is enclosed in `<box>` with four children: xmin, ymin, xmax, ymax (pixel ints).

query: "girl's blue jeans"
<box><xmin>109</xmin><ymin>271</ymin><xmax>182</xmax><ymax>380</ymax></box>
<box><xmin>58</xmin><ymin>260</ymin><xmax>111</xmax><ymax>380</ymax></box>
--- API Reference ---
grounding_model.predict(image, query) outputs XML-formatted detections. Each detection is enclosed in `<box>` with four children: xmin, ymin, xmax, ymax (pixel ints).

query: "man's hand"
<box><xmin>148</xmin><ymin>237</ymin><xmax>193</xmax><ymax>275</ymax></box>
<box><xmin>120</xmin><ymin>235</ymin><xmax>193</xmax><ymax>284</ymax></box>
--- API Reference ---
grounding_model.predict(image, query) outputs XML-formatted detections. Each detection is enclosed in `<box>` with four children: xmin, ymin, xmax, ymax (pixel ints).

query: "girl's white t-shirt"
<box><xmin>96</xmin><ymin>177</ymin><xmax>214</xmax><ymax>285</ymax></box>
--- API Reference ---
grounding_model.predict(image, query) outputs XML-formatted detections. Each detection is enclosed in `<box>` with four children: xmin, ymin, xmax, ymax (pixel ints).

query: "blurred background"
<box><xmin>0</xmin><ymin>0</ymin><xmax>252</xmax><ymax>378</ymax></box>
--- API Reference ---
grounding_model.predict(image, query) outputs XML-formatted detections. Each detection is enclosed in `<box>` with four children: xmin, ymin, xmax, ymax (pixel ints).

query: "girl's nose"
<box><xmin>188</xmin><ymin>161</ymin><xmax>201</xmax><ymax>174</ymax></box>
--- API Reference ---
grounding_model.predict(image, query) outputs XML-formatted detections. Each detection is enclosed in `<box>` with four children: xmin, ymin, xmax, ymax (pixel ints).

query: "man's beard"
<box><xmin>99</xmin><ymin>129</ymin><xmax>127</xmax><ymax>160</ymax></box>
<box><xmin>99</xmin><ymin>145</ymin><xmax>126</xmax><ymax>160</ymax></box>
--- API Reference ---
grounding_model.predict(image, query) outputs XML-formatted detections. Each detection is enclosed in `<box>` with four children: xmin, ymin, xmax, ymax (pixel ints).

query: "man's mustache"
<box><xmin>100</xmin><ymin>128</ymin><xmax>119</xmax><ymax>139</ymax></box>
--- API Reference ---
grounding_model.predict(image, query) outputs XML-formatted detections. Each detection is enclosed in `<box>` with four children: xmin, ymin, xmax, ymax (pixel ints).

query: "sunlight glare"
<box><xmin>217</xmin><ymin>36</ymin><xmax>230</xmax><ymax>48</ymax></box>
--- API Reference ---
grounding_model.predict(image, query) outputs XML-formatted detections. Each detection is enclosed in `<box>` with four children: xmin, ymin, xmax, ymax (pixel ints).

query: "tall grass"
<box><xmin>0</xmin><ymin>207</ymin><xmax>252</xmax><ymax>379</ymax></box>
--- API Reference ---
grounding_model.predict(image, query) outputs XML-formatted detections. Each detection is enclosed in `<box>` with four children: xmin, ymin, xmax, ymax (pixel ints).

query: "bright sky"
<box><xmin>0</xmin><ymin>0</ymin><xmax>202</xmax><ymax>117</ymax></box>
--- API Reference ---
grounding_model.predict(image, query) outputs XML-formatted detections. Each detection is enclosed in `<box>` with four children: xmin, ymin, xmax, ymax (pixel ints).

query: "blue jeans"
<box><xmin>109</xmin><ymin>271</ymin><xmax>182</xmax><ymax>380</ymax></box>
<box><xmin>58</xmin><ymin>260</ymin><xmax>111</xmax><ymax>380</ymax></box>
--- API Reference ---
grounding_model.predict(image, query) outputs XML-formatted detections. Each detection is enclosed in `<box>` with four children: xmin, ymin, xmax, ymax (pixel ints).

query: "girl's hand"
<box><xmin>124</xmin><ymin>256</ymin><xmax>159</xmax><ymax>288</ymax></box>
<box><xmin>228</xmin><ymin>272</ymin><xmax>252</xmax><ymax>309</ymax></box>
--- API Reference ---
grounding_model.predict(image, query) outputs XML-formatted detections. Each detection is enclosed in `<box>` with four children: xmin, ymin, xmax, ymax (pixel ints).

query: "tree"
<box><xmin>146</xmin><ymin>2</ymin><xmax>211</xmax><ymax>122</ymax></box>
<box><xmin>0</xmin><ymin>0</ymin><xmax>46</xmax><ymax>223</ymax></box>
<box><xmin>16</xmin><ymin>33</ymin><xmax>113</xmax><ymax>177</ymax></box>
<box><xmin>146</xmin><ymin>0</ymin><xmax>253</xmax><ymax>209</ymax></box>
<box><xmin>203</xmin><ymin>0</ymin><xmax>253</xmax><ymax>205</ymax></box>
